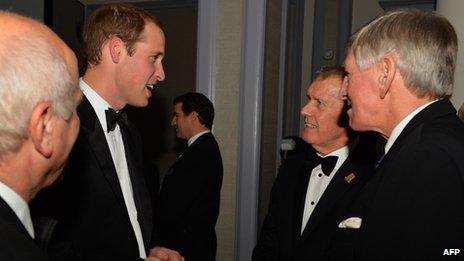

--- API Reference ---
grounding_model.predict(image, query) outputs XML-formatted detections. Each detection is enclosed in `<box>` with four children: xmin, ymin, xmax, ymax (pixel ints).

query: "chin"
<box><xmin>130</xmin><ymin>99</ymin><xmax>149</xmax><ymax>108</ymax></box>
<box><xmin>301</xmin><ymin>134</ymin><xmax>314</xmax><ymax>144</ymax></box>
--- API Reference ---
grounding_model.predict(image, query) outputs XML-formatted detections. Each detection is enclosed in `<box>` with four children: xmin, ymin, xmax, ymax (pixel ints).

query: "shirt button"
<box><xmin>318</xmin><ymin>173</ymin><xmax>322</xmax><ymax>177</ymax></box>
<box><xmin>310</xmin><ymin>201</ymin><xmax>315</xmax><ymax>205</ymax></box>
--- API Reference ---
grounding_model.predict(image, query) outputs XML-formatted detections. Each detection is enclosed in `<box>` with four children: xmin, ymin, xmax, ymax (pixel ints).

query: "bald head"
<box><xmin>0</xmin><ymin>11</ymin><xmax>77</xmax><ymax>76</ymax></box>
<box><xmin>0</xmin><ymin>11</ymin><xmax>78</xmax><ymax>156</ymax></box>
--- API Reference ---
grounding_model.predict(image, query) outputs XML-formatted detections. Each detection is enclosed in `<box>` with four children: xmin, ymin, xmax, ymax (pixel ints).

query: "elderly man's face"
<box><xmin>300</xmin><ymin>76</ymin><xmax>349</xmax><ymax>154</ymax></box>
<box><xmin>342</xmin><ymin>52</ymin><xmax>380</xmax><ymax>132</ymax></box>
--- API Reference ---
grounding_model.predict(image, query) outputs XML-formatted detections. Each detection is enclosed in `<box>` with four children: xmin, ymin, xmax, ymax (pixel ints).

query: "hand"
<box><xmin>145</xmin><ymin>246</ymin><xmax>185</xmax><ymax>261</ymax></box>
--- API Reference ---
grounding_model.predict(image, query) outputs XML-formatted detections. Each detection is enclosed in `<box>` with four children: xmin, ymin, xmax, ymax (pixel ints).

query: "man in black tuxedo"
<box><xmin>335</xmin><ymin>10</ymin><xmax>464</xmax><ymax>260</ymax></box>
<box><xmin>0</xmin><ymin>11</ymin><xmax>80</xmax><ymax>261</ymax></box>
<box><xmin>252</xmin><ymin>67</ymin><xmax>376</xmax><ymax>261</ymax></box>
<box><xmin>156</xmin><ymin>92</ymin><xmax>223</xmax><ymax>261</ymax></box>
<box><xmin>32</xmin><ymin>4</ymin><xmax>182</xmax><ymax>261</ymax></box>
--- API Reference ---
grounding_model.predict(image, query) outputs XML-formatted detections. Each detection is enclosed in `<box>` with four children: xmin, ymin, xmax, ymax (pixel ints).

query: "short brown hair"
<box><xmin>83</xmin><ymin>3</ymin><xmax>163</xmax><ymax>66</ymax></box>
<box><xmin>173</xmin><ymin>92</ymin><xmax>215</xmax><ymax>129</ymax></box>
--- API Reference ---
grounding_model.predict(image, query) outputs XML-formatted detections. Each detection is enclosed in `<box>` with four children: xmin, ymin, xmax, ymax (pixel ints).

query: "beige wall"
<box><xmin>300</xmin><ymin>0</ymin><xmax>315</xmax><ymax>115</ymax></box>
<box><xmin>438</xmin><ymin>1</ymin><xmax>464</xmax><ymax>109</ymax></box>
<box><xmin>258</xmin><ymin>0</ymin><xmax>282</xmax><ymax>227</ymax></box>
<box><xmin>214</xmin><ymin>0</ymin><xmax>243</xmax><ymax>260</ymax></box>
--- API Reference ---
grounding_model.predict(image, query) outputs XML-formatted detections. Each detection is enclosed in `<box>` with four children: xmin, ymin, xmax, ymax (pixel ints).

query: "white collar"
<box><xmin>79</xmin><ymin>78</ymin><xmax>114</xmax><ymax>131</ymax></box>
<box><xmin>317</xmin><ymin>140</ymin><xmax>357</xmax><ymax>172</ymax></box>
<box><xmin>384</xmin><ymin>99</ymin><xmax>438</xmax><ymax>154</ymax></box>
<box><xmin>188</xmin><ymin>130</ymin><xmax>210</xmax><ymax>147</ymax></box>
<box><xmin>0</xmin><ymin>181</ymin><xmax>34</xmax><ymax>238</ymax></box>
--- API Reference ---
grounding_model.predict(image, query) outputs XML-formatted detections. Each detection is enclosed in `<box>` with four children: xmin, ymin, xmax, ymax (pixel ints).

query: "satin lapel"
<box><xmin>78</xmin><ymin>98</ymin><xmax>128</xmax><ymax>219</ymax></box>
<box><xmin>292</xmin><ymin>158</ymin><xmax>316</xmax><ymax>243</ymax></box>
<box><xmin>121</xmin><ymin>123</ymin><xmax>153</xmax><ymax>248</ymax></box>
<box><xmin>298</xmin><ymin>158</ymin><xmax>359</xmax><ymax>241</ymax></box>
<box><xmin>0</xmin><ymin>197</ymin><xmax>30</xmax><ymax>238</ymax></box>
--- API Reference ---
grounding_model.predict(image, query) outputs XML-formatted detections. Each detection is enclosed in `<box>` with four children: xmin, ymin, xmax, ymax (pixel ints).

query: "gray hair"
<box><xmin>0</xmin><ymin>34</ymin><xmax>74</xmax><ymax>155</ymax></box>
<box><xmin>349</xmin><ymin>10</ymin><xmax>457</xmax><ymax>99</ymax></box>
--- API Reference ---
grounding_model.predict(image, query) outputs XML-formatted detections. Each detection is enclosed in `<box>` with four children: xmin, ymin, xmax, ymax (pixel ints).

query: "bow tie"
<box><xmin>105</xmin><ymin>108</ymin><xmax>128</xmax><ymax>133</ymax></box>
<box><xmin>306</xmin><ymin>152</ymin><xmax>338</xmax><ymax>176</ymax></box>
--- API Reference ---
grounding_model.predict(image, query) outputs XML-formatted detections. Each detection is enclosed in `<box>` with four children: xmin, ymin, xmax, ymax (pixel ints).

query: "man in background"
<box><xmin>32</xmin><ymin>4</ymin><xmax>182</xmax><ymax>260</ymax></box>
<box><xmin>253</xmin><ymin>67</ymin><xmax>375</xmax><ymax>260</ymax></box>
<box><xmin>0</xmin><ymin>11</ymin><xmax>80</xmax><ymax>260</ymax></box>
<box><xmin>156</xmin><ymin>92</ymin><xmax>223</xmax><ymax>261</ymax></box>
<box><xmin>335</xmin><ymin>10</ymin><xmax>464</xmax><ymax>260</ymax></box>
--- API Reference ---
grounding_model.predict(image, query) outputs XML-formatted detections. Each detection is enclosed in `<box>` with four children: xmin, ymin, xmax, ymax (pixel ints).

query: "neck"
<box><xmin>83</xmin><ymin>65</ymin><xmax>126</xmax><ymax>110</ymax></box>
<box><xmin>0</xmin><ymin>155</ymin><xmax>34</xmax><ymax>203</ymax></box>
<box><xmin>314</xmin><ymin>135</ymin><xmax>351</xmax><ymax>156</ymax></box>
<box><xmin>382</xmin><ymin>93</ymin><xmax>434</xmax><ymax>139</ymax></box>
<box><xmin>187</xmin><ymin>126</ymin><xmax>209</xmax><ymax>140</ymax></box>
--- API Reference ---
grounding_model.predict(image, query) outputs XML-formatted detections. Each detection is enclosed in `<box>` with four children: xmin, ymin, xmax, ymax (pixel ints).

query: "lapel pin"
<box><xmin>344</xmin><ymin>173</ymin><xmax>356</xmax><ymax>184</ymax></box>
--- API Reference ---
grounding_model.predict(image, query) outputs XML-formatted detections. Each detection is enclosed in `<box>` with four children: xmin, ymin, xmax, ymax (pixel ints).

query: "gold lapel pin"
<box><xmin>344</xmin><ymin>173</ymin><xmax>356</xmax><ymax>183</ymax></box>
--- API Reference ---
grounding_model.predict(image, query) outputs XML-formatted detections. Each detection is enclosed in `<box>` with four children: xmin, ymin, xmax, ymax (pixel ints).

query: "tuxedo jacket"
<box><xmin>0</xmin><ymin>197</ymin><xmax>50</xmax><ymax>261</ymax></box>
<box><xmin>156</xmin><ymin>132</ymin><xmax>223</xmax><ymax>261</ymax></box>
<box><xmin>329</xmin><ymin>99</ymin><xmax>464</xmax><ymax>261</ymax></box>
<box><xmin>32</xmin><ymin>97</ymin><xmax>158</xmax><ymax>261</ymax></box>
<box><xmin>252</xmin><ymin>140</ymin><xmax>376</xmax><ymax>261</ymax></box>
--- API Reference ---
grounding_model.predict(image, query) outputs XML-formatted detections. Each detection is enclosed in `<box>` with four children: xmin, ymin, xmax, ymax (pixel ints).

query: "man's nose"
<box><xmin>301</xmin><ymin>103</ymin><xmax>313</xmax><ymax>117</ymax></box>
<box><xmin>339</xmin><ymin>80</ymin><xmax>348</xmax><ymax>100</ymax></box>
<box><xmin>155</xmin><ymin>62</ymin><xmax>165</xmax><ymax>82</ymax></box>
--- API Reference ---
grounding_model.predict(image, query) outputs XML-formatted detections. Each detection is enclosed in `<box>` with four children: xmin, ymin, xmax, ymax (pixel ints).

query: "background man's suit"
<box><xmin>156</xmin><ymin>132</ymin><xmax>223</xmax><ymax>261</ymax></box>
<box><xmin>329</xmin><ymin>99</ymin><xmax>464</xmax><ymax>261</ymax></box>
<box><xmin>32</xmin><ymin>97</ymin><xmax>158</xmax><ymax>261</ymax></box>
<box><xmin>0</xmin><ymin>197</ymin><xmax>50</xmax><ymax>261</ymax></box>
<box><xmin>252</xmin><ymin>141</ymin><xmax>375</xmax><ymax>261</ymax></box>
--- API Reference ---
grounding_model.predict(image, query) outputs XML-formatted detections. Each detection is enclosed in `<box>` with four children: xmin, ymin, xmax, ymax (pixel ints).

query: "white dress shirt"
<box><xmin>0</xmin><ymin>181</ymin><xmax>34</xmax><ymax>238</ymax></box>
<box><xmin>301</xmin><ymin>143</ymin><xmax>354</xmax><ymax>233</ymax></box>
<box><xmin>80</xmin><ymin>78</ymin><xmax>146</xmax><ymax>258</ymax></box>
<box><xmin>384</xmin><ymin>100</ymin><xmax>438</xmax><ymax>154</ymax></box>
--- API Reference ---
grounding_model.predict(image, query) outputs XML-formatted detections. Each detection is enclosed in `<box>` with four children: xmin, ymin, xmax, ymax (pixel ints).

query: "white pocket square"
<box><xmin>338</xmin><ymin>217</ymin><xmax>362</xmax><ymax>229</ymax></box>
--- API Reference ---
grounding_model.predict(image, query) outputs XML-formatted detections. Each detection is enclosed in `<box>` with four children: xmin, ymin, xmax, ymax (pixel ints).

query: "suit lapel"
<box><xmin>77</xmin><ymin>98</ymin><xmax>128</xmax><ymax>220</ymax></box>
<box><xmin>299</xmin><ymin>157</ymin><xmax>359</xmax><ymax>240</ymax></box>
<box><xmin>121</xmin><ymin>123</ymin><xmax>153</xmax><ymax>248</ymax></box>
<box><xmin>0</xmin><ymin>197</ymin><xmax>31</xmax><ymax>239</ymax></box>
<box><xmin>378</xmin><ymin>99</ymin><xmax>456</xmax><ymax>169</ymax></box>
<box><xmin>291</xmin><ymin>153</ymin><xmax>317</xmax><ymax>243</ymax></box>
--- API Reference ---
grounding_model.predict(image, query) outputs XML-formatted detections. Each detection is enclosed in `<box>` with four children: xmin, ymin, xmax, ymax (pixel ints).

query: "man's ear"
<box><xmin>28</xmin><ymin>102</ymin><xmax>53</xmax><ymax>158</ymax></box>
<box><xmin>108</xmin><ymin>36</ymin><xmax>124</xmax><ymax>63</ymax></box>
<box><xmin>378</xmin><ymin>56</ymin><xmax>396</xmax><ymax>99</ymax></box>
<box><xmin>189</xmin><ymin>111</ymin><xmax>199</xmax><ymax>123</ymax></box>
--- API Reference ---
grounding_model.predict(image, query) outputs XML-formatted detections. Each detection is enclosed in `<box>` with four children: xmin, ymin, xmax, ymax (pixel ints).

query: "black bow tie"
<box><xmin>105</xmin><ymin>108</ymin><xmax>128</xmax><ymax>133</ymax></box>
<box><xmin>306</xmin><ymin>152</ymin><xmax>338</xmax><ymax>176</ymax></box>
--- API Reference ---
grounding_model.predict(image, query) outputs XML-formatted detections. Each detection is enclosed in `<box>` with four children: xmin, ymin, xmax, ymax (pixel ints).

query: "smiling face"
<box><xmin>300</xmin><ymin>76</ymin><xmax>350</xmax><ymax>155</ymax></box>
<box><xmin>341</xmin><ymin>52</ymin><xmax>381</xmax><ymax>132</ymax></box>
<box><xmin>115</xmin><ymin>21</ymin><xmax>165</xmax><ymax>108</ymax></box>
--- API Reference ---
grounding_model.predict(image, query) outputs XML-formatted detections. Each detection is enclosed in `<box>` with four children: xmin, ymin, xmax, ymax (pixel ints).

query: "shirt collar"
<box><xmin>0</xmin><ymin>181</ymin><xmax>34</xmax><ymax>238</ymax></box>
<box><xmin>317</xmin><ymin>139</ymin><xmax>358</xmax><ymax>173</ymax></box>
<box><xmin>79</xmin><ymin>78</ymin><xmax>114</xmax><ymax>131</ymax></box>
<box><xmin>188</xmin><ymin>130</ymin><xmax>210</xmax><ymax>147</ymax></box>
<box><xmin>384</xmin><ymin>99</ymin><xmax>438</xmax><ymax>154</ymax></box>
